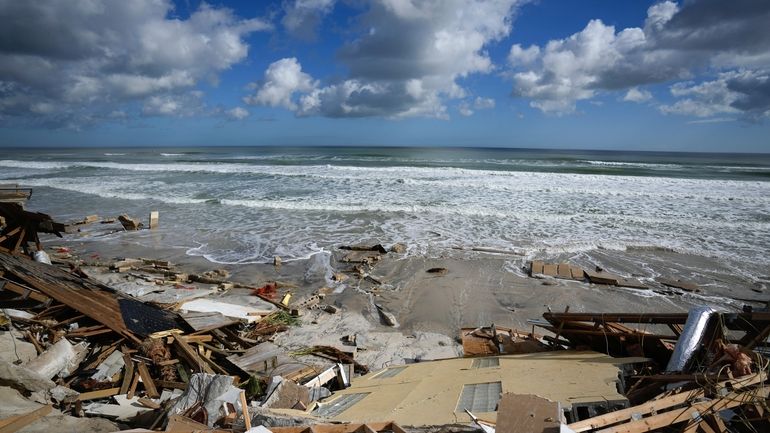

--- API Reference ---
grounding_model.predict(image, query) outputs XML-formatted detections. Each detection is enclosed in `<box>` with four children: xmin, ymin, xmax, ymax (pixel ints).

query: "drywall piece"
<box><xmin>25</xmin><ymin>339</ymin><xmax>89</xmax><ymax>379</ymax></box>
<box><xmin>91</xmin><ymin>350</ymin><xmax>126</xmax><ymax>382</ymax></box>
<box><xmin>180</xmin><ymin>297</ymin><xmax>275</xmax><ymax>323</ymax></box>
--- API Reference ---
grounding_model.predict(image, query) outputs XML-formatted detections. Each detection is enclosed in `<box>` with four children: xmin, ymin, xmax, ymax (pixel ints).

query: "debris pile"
<box><xmin>0</xmin><ymin>205</ymin><xmax>380</xmax><ymax>432</ymax></box>
<box><xmin>1</xmin><ymin>200</ymin><xmax>768</xmax><ymax>433</ymax></box>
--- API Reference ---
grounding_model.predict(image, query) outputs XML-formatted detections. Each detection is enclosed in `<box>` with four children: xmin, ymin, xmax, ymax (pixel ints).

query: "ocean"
<box><xmin>2</xmin><ymin>146</ymin><xmax>769</xmax><ymax>291</ymax></box>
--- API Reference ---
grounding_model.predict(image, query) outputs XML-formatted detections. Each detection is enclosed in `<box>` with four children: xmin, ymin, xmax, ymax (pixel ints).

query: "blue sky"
<box><xmin>0</xmin><ymin>0</ymin><xmax>769</xmax><ymax>152</ymax></box>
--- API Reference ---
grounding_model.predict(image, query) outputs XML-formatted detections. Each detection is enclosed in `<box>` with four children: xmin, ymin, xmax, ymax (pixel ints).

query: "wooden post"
<box><xmin>119</xmin><ymin>354</ymin><xmax>135</xmax><ymax>395</ymax></box>
<box><xmin>149</xmin><ymin>211</ymin><xmax>159</xmax><ymax>229</ymax></box>
<box><xmin>239</xmin><ymin>390</ymin><xmax>251</xmax><ymax>431</ymax></box>
<box><xmin>136</xmin><ymin>361</ymin><xmax>160</xmax><ymax>398</ymax></box>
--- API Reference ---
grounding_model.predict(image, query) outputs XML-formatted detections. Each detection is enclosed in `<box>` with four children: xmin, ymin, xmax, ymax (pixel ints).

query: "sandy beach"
<box><xmin>51</xmin><ymin>222</ymin><xmax>766</xmax><ymax>371</ymax></box>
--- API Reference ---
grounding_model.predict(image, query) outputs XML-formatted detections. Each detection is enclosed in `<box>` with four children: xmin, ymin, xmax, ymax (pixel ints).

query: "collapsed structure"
<box><xmin>1</xmin><ymin>194</ymin><xmax>769</xmax><ymax>433</ymax></box>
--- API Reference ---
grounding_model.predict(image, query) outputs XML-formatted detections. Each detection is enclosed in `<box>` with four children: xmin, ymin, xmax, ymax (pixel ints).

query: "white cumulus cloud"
<box><xmin>623</xmin><ymin>87</ymin><xmax>652</xmax><ymax>103</ymax></box>
<box><xmin>226</xmin><ymin>107</ymin><xmax>250</xmax><ymax>120</ymax></box>
<box><xmin>660</xmin><ymin>70</ymin><xmax>770</xmax><ymax>120</ymax></box>
<box><xmin>508</xmin><ymin>0</ymin><xmax>770</xmax><ymax>118</ymax></box>
<box><xmin>0</xmin><ymin>0</ymin><xmax>271</xmax><ymax>127</ymax></box>
<box><xmin>244</xmin><ymin>58</ymin><xmax>317</xmax><ymax>110</ymax></box>
<box><xmin>255</xmin><ymin>0</ymin><xmax>527</xmax><ymax>119</ymax></box>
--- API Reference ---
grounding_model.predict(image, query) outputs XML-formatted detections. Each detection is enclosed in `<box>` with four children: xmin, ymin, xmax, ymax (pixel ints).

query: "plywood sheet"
<box><xmin>557</xmin><ymin>264</ymin><xmax>572</xmax><ymax>279</ymax></box>
<box><xmin>616</xmin><ymin>278</ymin><xmax>648</xmax><ymax>290</ymax></box>
<box><xmin>584</xmin><ymin>269</ymin><xmax>620</xmax><ymax>285</ymax></box>
<box><xmin>542</xmin><ymin>264</ymin><xmax>558</xmax><ymax>277</ymax></box>
<box><xmin>180</xmin><ymin>311</ymin><xmax>238</xmax><ymax>332</ymax></box>
<box><xmin>570</xmin><ymin>266</ymin><xmax>585</xmax><ymax>280</ymax></box>
<box><xmin>530</xmin><ymin>261</ymin><xmax>544</xmax><ymax>275</ymax></box>
<box><xmin>496</xmin><ymin>393</ymin><xmax>561</xmax><ymax>433</ymax></box>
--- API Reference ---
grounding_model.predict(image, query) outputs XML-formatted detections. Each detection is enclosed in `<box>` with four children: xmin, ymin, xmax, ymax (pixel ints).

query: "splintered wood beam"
<box><xmin>136</xmin><ymin>362</ymin><xmax>160</xmax><ymax>399</ymax></box>
<box><xmin>0</xmin><ymin>226</ymin><xmax>22</xmax><ymax>244</ymax></box>
<box><xmin>155</xmin><ymin>380</ymin><xmax>187</xmax><ymax>390</ymax></box>
<box><xmin>595</xmin><ymin>386</ymin><xmax>769</xmax><ymax>433</ymax></box>
<box><xmin>173</xmin><ymin>338</ymin><xmax>214</xmax><ymax>374</ymax></box>
<box><xmin>0</xmin><ymin>404</ymin><xmax>52</xmax><ymax>433</ymax></box>
<box><xmin>0</xmin><ymin>278</ymin><xmax>50</xmax><ymax>304</ymax></box>
<box><xmin>12</xmin><ymin>227</ymin><xmax>26</xmax><ymax>253</ymax></box>
<box><xmin>570</xmin><ymin>372</ymin><xmax>766</xmax><ymax>433</ymax></box>
<box><xmin>127</xmin><ymin>371</ymin><xmax>139</xmax><ymax>399</ymax></box>
<box><xmin>544</xmin><ymin>312</ymin><xmax>689</xmax><ymax>325</ymax></box>
<box><xmin>77</xmin><ymin>387</ymin><xmax>120</xmax><ymax>401</ymax></box>
<box><xmin>24</xmin><ymin>331</ymin><xmax>44</xmax><ymax>355</ymax></box>
<box><xmin>67</xmin><ymin>326</ymin><xmax>113</xmax><ymax>338</ymax></box>
<box><xmin>240</xmin><ymin>391</ymin><xmax>251</xmax><ymax>431</ymax></box>
<box><xmin>119</xmin><ymin>354</ymin><xmax>135</xmax><ymax>395</ymax></box>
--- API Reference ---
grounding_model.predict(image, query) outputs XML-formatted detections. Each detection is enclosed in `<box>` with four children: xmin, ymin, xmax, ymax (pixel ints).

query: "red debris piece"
<box><xmin>253</xmin><ymin>282</ymin><xmax>277</xmax><ymax>299</ymax></box>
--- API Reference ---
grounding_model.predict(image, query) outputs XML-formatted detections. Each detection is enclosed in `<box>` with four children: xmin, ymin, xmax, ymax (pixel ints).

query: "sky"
<box><xmin>0</xmin><ymin>0</ymin><xmax>769</xmax><ymax>152</ymax></box>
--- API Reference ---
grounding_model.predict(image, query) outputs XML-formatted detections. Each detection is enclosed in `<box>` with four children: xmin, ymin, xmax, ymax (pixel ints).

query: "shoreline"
<box><xmin>42</xmin><ymin>224</ymin><xmax>766</xmax><ymax>370</ymax></box>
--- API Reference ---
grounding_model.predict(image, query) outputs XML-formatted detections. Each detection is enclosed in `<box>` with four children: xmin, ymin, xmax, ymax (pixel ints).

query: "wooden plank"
<box><xmin>180</xmin><ymin>311</ymin><xmax>238</xmax><ymax>333</ymax></box>
<box><xmin>0</xmin><ymin>278</ymin><xmax>51</xmax><ymax>303</ymax></box>
<box><xmin>24</xmin><ymin>331</ymin><xmax>44</xmax><ymax>355</ymax></box>
<box><xmin>530</xmin><ymin>260</ymin><xmax>544</xmax><ymax>275</ymax></box>
<box><xmin>227</xmin><ymin>342</ymin><xmax>284</xmax><ymax>373</ymax></box>
<box><xmin>543</xmin><ymin>313</ymin><xmax>689</xmax><ymax>325</ymax></box>
<box><xmin>165</xmin><ymin>414</ymin><xmax>231</xmax><ymax>433</ymax></box>
<box><xmin>77</xmin><ymin>387</ymin><xmax>120</xmax><ymax>401</ymax></box>
<box><xmin>194</xmin><ymin>344</ymin><xmax>231</xmax><ymax>376</ymax></box>
<box><xmin>119</xmin><ymin>354</ymin><xmax>135</xmax><ymax>395</ymax></box>
<box><xmin>0</xmin><ymin>405</ymin><xmax>52</xmax><ymax>433</ymax></box>
<box><xmin>597</xmin><ymin>387</ymin><xmax>769</xmax><ymax>433</ymax></box>
<box><xmin>67</xmin><ymin>326</ymin><xmax>113</xmax><ymax>338</ymax></box>
<box><xmin>156</xmin><ymin>380</ymin><xmax>187</xmax><ymax>390</ymax></box>
<box><xmin>698</xmin><ymin>418</ymin><xmax>718</xmax><ymax>433</ymax></box>
<box><xmin>705</xmin><ymin>414</ymin><xmax>728</xmax><ymax>433</ymax></box>
<box><xmin>138</xmin><ymin>398</ymin><xmax>161</xmax><ymax>409</ymax></box>
<box><xmin>175</xmin><ymin>335</ymin><xmax>213</xmax><ymax>343</ymax></box>
<box><xmin>557</xmin><ymin>263</ymin><xmax>572</xmax><ymax>279</ymax></box>
<box><xmin>584</xmin><ymin>268</ymin><xmax>621</xmax><ymax>285</ymax></box>
<box><xmin>127</xmin><ymin>371</ymin><xmax>139</xmax><ymax>399</ymax></box>
<box><xmin>569</xmin><ymin>372</ymin><xmax>765</xmax><ymax>432</ymax></box>
<box><xmin>0</xmin><ymin>226</ymin><xmax>22</xmax><ymax>244</ymax></box>
<box><xmin>136</xmin><ymin>362</ymin><xmax>160</xmax><ymax>399</ymax></box>
<box><xmin>616</xmin><ymin>278</ymin><xmax>648</xmax><ymax>290</ymax></box>
<box><xmin>570</xmin><ymin>266</ymin><xmax>585</xmax><ymax>280</ymax></box>
<box><xmin>12</xmin><ymin>227</ymin><xmax>26</xmax><ymax>253</ymax></box>
<box><xmin>172</xmin><ymin>338</ymin><xmax>214</xmax><ymax>374</ymax></box>
<box><xmin>542</xmin><ymin>263</ymin><xmax>558</xmax><ymax>277</ymax></box>
<box><xmin>240</xmin><ymin>391</ymin><xmax>251</xmax><ymax>431</ymax></box>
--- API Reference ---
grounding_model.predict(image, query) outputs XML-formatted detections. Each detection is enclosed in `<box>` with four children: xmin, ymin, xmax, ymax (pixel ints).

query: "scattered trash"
<box><xmin>118</xmin><ymin>214</ymin><xmax>143</xmax><ymax>231</ymax></box>
<box><xmin>2</xmin><ymin>200</ymin><xmax>769</xmax><ymax>433</ymax></box>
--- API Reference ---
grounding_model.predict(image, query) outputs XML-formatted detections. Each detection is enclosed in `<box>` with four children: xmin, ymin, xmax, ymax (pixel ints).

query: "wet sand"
<box><xmin>55</xmin><ymin>227</ymin><xmax>768</xmax><ymax>371</ymax></box>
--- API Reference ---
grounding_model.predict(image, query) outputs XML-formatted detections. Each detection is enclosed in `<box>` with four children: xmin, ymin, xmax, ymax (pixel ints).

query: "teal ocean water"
<box><xmin>2</xmin><ymin>147</ymin><xmax>769</xmax><ymax>285</ymax></box>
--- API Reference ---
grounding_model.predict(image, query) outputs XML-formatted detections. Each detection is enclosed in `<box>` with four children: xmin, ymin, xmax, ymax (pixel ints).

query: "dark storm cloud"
<box><xmin>727</xmin><ymin>71</ymin><xmax>770</xmax><ymax>118</ymax></box>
